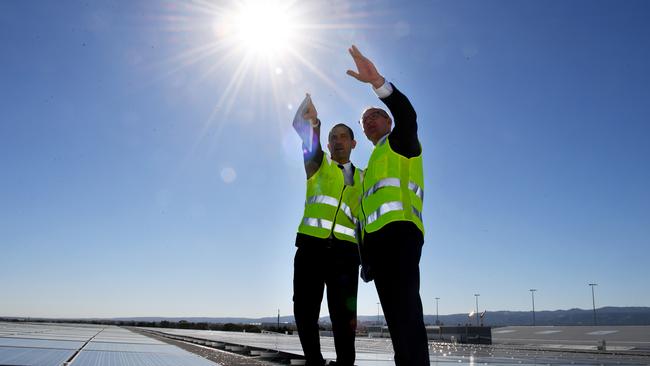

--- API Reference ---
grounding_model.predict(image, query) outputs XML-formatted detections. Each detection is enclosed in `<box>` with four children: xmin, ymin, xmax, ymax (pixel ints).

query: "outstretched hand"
<box><xmin>302</xmin><ymin>93</ymin><xmax>318</xmax><ymax>125</ymax></box>
<box><xmin>346</xmin><ymin>45</ymin><xmax>385</xmax><ymax>88</ymax></box>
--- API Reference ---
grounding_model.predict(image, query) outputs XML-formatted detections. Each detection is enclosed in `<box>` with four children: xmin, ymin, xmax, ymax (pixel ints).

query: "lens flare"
<box><xmin>232</xmin><ymin>0</ymin><xmax>293</xmax><ymax>57</ymax></box>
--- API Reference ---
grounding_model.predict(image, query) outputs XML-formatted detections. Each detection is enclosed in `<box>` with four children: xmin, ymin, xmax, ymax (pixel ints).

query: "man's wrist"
<box><xmin>372</xmin><ymin>79</ymin><xmax>393</xmax><ymax>98</ymax></box>
<box><xmin>370</xmin><ymin>76</ymin><xmax>385</xmax><ymax>89</ymax></box>
<box><xmin>310</xmin><ymin>118</ymin><xmax>321</xmax><ymax>127</ymax></box>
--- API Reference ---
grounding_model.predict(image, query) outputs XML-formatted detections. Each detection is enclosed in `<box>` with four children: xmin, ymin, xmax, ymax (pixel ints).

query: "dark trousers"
<box><xmin>293</xmin><ymin>238</ymin><xmax>360</xmax><ymax>366</ymax></box>
<box><xmin>362</xmin><ymin>222</ymin><xmax>430</xmax><ymax>366</ymax></box>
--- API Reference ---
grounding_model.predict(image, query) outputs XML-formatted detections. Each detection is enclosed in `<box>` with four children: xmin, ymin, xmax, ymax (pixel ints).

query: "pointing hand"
<box><xmin>302</xmin><ymin>93</ymin><xmax>319</xmax><ymax>126</ymax></box>
<box><xmin>346</xmin><ymin>45</ymin><xmax>385</xmax><ymax>89</ymax></box>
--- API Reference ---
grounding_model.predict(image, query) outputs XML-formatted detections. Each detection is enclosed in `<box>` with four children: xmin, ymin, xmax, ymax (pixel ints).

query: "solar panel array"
<box><xmin>143</xmin><ymin>327</ymin><xmax>650</xmax><ymax>366</ymax></box>
<box><xmin>3</xmin><ymin>322</ymin><xmax>649</xmax><ymax>366</ymax></box>
<box><xmin>492</xmin><ymin>325</ymin><xmax>650</xmax><ymax>351</ymax></box>
<box><xmin>0</xmin><ymin>322</ymin><xmax>221</xmax><ymax>366</ymax></box>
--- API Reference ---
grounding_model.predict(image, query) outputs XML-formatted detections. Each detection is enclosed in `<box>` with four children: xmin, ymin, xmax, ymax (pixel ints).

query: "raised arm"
<box><xmin>301</xmin><ymin>96</ymin><xmax>324</xmax><ymax>179</ymax></box>
<box><xmin>347</xmin><ymin>45</ymin><xmax>420</xmax><ymax>157</ymax></box>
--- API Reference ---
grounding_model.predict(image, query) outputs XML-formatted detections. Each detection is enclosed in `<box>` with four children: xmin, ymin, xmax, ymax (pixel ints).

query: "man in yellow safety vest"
<box><xmin>292</xmin><ymin>94</ymin><xmax>363</xmax><ymax>366</ymax></box>
<box><xmin>347</xmin><ymin>44</ymin><xmax>429</xmax><ymax>366</ymax></box>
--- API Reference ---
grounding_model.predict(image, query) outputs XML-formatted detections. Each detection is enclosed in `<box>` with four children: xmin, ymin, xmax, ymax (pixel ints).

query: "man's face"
<box><xmin>361</xmin><ymin>108</ymin><xmax>392</xmax><ymax>145</ymax></box>
<box><xmin>327</xmin><ymin>125</ymin><xmax>356</xmax><ymax>164</ymax></box>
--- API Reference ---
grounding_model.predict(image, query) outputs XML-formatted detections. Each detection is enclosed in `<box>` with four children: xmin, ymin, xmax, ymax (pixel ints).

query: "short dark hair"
<box><xmin>329</xmin><ymin>123</ymin><xmax>354</xmax><ymax>141</ymax></box>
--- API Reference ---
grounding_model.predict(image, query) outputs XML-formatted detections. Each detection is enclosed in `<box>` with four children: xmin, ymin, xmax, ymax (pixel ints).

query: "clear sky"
<box><xmin>1</xmin><ymin>0</ymin><xmax>649</xmax><ymax>320</ymax></box>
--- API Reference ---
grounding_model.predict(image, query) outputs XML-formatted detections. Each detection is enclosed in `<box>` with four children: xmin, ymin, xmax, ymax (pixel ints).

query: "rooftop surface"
<box><xmin>0</xmin><ymin>322</ymin><xmax>221</xmax><ymax>366</ymax></box>
<box><xmin>144</xmin><ymin>326</ymin><xmax>650</xmax><ymax>365</ymax></box>
<box><xmin>492</xmin><ymin>326</ymin><xmax>650</xmax><ymax>351</ymax></box>
<box><xmin>3</xmin><ymin>322</ymin><xmax>650</xmax><ymax>365</ymax></box>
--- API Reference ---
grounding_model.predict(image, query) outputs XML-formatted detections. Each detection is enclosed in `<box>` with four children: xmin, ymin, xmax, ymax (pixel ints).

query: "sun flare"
<box><xmin>160</xmin><ymin>0</ymin><xmax>369</xmax><ymax>119</ymax></box>
<box><xmin>229</xmin><ymin>1</ymin><xmax>295</xmax><ymax>57</ymax></box>
<box><xmin>215</xmin><ymin>0</ymin><xmax>298</xmax><ymax>58</ymax></box>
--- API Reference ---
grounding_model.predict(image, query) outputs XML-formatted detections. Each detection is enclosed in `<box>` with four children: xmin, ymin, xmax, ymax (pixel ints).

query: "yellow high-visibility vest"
<box><xmin>361</xmin><ymin>137</ymin><xmax>424</xmax><ymax>235</ymax></box>
<box><xmin>298</xmin><ymin>155</ymin><xmax>363</xmax><ymax>244</ymax></box>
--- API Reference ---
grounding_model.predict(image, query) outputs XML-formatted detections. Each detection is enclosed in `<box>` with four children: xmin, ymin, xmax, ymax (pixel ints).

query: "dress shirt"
<box><xmin>372</xmin><ymin>79</ymin><xmax>394</xmax><ymax>98</ymax></box>
<box><xmin>337</xmin><ymin>161</ymin><xmax>354</xmax><ymax>186</ymax></box>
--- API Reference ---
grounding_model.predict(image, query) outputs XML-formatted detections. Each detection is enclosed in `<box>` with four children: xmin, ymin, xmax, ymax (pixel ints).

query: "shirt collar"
<box><xmin>376</xmin><ymin>133</ymin><xmax>389</xmax><ymax>146</ymax></box>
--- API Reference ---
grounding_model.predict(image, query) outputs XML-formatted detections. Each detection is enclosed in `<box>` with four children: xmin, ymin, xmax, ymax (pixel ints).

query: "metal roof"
<box><xmin>493</xmin><ymin>325</ymin><xmax>650</xmax><ymax>350</ymax></box>
<box><xmin>3</xmin><ymin>321</ymin><xmax>649</xmax><ymax>365</ymax></box>
<box><xmin>0</xmin><ymin>322</ymin><xmax>221</xmax><ymax>366</ymax></box>
<box><xmin>73</xmin><ymin>350</ymin><xmax>220</xmax><ymax>366</ymax></box>
<box><xmin>0</xmin><ymin>347</ymin><xmax>74</xmax><ymax>366</ymax></box>
<box><xmin>143</xmin><ymin>326</ymin><xmax>650</xmax><ymax>365</ymax></box>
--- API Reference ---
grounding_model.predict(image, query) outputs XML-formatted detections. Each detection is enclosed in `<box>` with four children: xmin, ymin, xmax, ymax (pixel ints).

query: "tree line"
<box><xmin>0</xmin><ymin>317</ymin><xmax>296</xmax><ymax>333</ymax></box>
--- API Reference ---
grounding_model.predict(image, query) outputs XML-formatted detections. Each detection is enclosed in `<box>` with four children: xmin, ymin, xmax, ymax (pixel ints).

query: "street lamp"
<box><xmin>377</xmin><ymin>303</ymin><xmax>381</xmax><ymax>325</ymax></box>
<box><xmin>589</xmin><ymin>283</ymin><xmax>598</xmax><ymax>325</ymax></box>
<box><xmin>474</xmin><ymin>294</ymin><xmax>480</xmax><ymax>326</ymax></box>
<box><xmin>435</xmin><ymin>297</ymin><xmax>440</xmax><ymax>325</ymax></box>
<box><xmin>377</xmin><ymin>302</ymin><xmax>382</xmax><ymax>336</ymax></box>
<box><xmin>530</xmin><ymin>289</ymin><xmax>537</xmax><ymax>326</ymax></box>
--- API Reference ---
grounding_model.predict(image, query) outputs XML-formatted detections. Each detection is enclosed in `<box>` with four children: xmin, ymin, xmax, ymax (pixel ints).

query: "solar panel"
<box><xmin>72</xmin><ymin>350</ymin><xmax>220</xmax><ymax>366</ymax></box>
<box><xmin>0</xmin><ymin>347</ymin><xmax>75</xmax><ymax>366</ymax></box>
<box><xmin>0</xmin><ymin>322</ymin><xmax>223</xmax><ymax>366</ymax></box>
<box><xmin>84</xmin><ymin>341</ymin><xmax>185</xmax><ymax>353</ymax></box>
<box><xmin>0</xmin><ymin>337</ymin><xmax>84</xmax><ymax>349</ymax></box>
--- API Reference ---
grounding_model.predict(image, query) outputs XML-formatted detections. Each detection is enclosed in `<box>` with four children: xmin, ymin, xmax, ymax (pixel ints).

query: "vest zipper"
<box><xmin>360</xmin><ymin>174</ymin><xmax>367</xmax><ymax>232</ymax></box>
<box><xmin>330</xmin><ymin>185</ymin><xmax>347</xmax><ymax>238</ymax></box>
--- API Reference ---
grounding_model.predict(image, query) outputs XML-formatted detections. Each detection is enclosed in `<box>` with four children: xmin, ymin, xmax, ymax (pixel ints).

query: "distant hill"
<box><xmin>109</xmin><ymin>307</ymin><xmax>650</xmax><ymax>326</ymax></box>
<box><xmin>417</xmin><ymin>306</ymin><xmax>650</xmax><ymax>326</ymax></box>
<box><xmin>112</xmin><ymin>316</ymin><xmax>297</xmax><ymax>324</ymax></box>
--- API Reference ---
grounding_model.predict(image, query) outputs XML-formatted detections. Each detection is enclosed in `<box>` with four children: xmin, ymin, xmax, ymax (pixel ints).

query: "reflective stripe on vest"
<box><xmin>408</xmin><ymin>181</ymin><xmax>424</xmax><ymax>201</ymax></box>
<box><xmin>364</xmin><ymin>178</ymin><xmax>424</xmax><ymax>201</ymax></box>
<box><xmin>334</xmin><ymin>223</ymin><xmax>357</xmax><ymax>239</ymax></box>
<box><xmin>302</xmin><ymin>217</ymin><xmax>333</xmax><ymax>230</ymax></box>
<box><xmin>365</xmin><ymin>201</ymin><xmax>402</xmax><ymax>226</ymax></box>
<box><xmin>302</xmin><ymin>218</ymin><xmax>358</xmax><ymax>240</ymax></box>
<box><xmin>306</xmin><ymin>194</ymin><xmax>339</xmax><ymax>207</ymax></box>
<box><xmin>339</xmin><ymin>202</ymin><xmax>358</xmax><ymax>226</ymax></box>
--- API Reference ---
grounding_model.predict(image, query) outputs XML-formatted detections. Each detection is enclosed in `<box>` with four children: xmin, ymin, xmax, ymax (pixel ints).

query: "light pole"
<box><xmin>435</xmin><ymin>297</ymin><xmax>440</xmax><ymax>325</ymax></box>
<box><xmin>377</xmin><ymin>302</ymin><xmax>382</xmax><ymax>336</ymax></box>
<box><xmin>589</xmin><ymin>283</ymin><xmax>598</xmax><ymax>325</ymax></box>
<box><xmin>530</xmin><ymin>289</ymin><xmax>537</xmax><ymax>326</ymax></box>
<box><xmin>377</xmin><ymin>303</ymin><xmax>381</xmax><ymax>325</ymax></box>
<box><xmin>474</xmin><ymin>294</ymin><xmax>480</xmax><ymax>326</ymax></box>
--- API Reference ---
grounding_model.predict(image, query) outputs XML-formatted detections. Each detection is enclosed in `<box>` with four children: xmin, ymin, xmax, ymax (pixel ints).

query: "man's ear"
<box><xmin>351</xmin><ymin>140</ymin><xmax>357</xmax><ymax>149</ymax></box>
<box><xmin>327</xmin><ymin>142</ymin><xmax>332</xmax><ymax>154</ymax></box>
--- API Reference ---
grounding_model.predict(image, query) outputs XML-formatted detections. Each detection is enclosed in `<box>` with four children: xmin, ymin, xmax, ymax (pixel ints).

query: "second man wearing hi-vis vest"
<box><xmin>347</xmin><ymin>44</ymin><xmax>429</xmax><ymax>366</ymax></box>
<box><xmin>293</xmin><ymin>95</ymin><xmax>363</xmax><ymax>366</ymax></box>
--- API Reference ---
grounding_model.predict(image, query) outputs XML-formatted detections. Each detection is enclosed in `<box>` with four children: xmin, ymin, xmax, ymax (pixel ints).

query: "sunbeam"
<box><xmin>145</xmin><ymin>0</ymin><xmax>374</xmax><ymax>167</ymax></box>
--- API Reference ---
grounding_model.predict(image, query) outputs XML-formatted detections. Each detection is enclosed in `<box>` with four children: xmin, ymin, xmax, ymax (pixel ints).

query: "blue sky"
<box><xmin>1</xmin><ymin>0</ymin><xmax>649</xmax><ymax>319</ymax></box>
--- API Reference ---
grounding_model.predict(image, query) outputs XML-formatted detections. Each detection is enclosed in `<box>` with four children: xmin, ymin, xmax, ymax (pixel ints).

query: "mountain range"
<box><xmin>109</xmin><ymin>306</ymin><xmax>650</xmax><ymax>326</ymax></box>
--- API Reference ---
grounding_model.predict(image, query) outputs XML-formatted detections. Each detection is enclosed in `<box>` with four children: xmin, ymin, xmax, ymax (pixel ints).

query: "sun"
<box><xmin>230</xmin><ymin>0</ymin><xmax>295</xmax><ymax>57</ymax></box>
<box><xmin>157</xmin><ymin>0</ymin><xmax>369</xmax><ymax>118</ymax></box>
